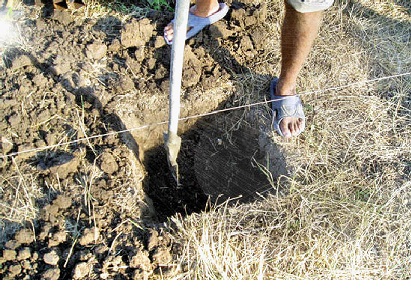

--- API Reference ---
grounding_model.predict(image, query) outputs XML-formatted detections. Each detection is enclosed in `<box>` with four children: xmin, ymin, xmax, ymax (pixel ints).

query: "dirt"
<box><xmin>0</xmin><ymin>0</ymin><xmax>286</xmax><ymax>279</ymax></box>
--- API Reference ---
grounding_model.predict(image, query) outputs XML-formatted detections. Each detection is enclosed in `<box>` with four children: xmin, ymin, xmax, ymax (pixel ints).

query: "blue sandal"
<box><xmin>164</xmin><ymin>3</ymin><xmax>229</xmax><ymax>45</ymax></box>
<box><xmin>270</xmin><ymin>78</ymin><xmax>306</xmax><ymax>137</ymax></box>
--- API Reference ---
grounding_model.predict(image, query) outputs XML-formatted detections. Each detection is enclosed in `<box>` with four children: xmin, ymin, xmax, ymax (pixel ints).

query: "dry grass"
<box><xmin>165</xmin><ymin>0</ymin><xmax>411</xmax><ymax>280</ymax></box>
<box><xmin>0</xmin><ymin>0</ymin><xmax>410</xmax><ymax>280</ymax></box>
<box><xmin>82</xmin><ymin>0</ymin><xmax>151</xmax><ymax>20</ymax></box>
<box><xmin>0</xmin><ymin>158</ymin><xmax>42</xmax><ymax>225</ymax></box>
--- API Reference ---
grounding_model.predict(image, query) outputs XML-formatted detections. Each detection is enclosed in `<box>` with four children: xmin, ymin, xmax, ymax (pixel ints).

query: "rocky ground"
<box><xmin>0</xmin><ymin>0</ymin><xmax>276</xmax><ymax>279</ymax></box>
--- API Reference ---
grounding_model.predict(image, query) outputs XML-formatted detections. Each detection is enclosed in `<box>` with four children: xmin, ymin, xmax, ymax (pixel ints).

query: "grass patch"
<box><xmin>163</xmin><ymin>0</ymin><xmax>411</xmax><ymax>279</ymax></box>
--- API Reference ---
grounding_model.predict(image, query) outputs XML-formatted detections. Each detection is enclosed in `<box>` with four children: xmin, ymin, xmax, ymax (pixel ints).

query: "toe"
<box><xmin>164</xmin><ymin>31</ymin><xmax>173</xmax><ymax>42</ymax></box>
<box><xmin>280</xmin><ymin>117</ymin><xmax>305</xmax><ymax>138</ymax></box>
<box><xmin>164</xmin><ymin>22</ymin><xmax>173</xmax><ymax>32</ymax></box>
<box><xmin>296</xmin><ymin>118</ymin><xmax>305</xmax><ymax>135</ymax></box>
<box><xmin>164</xmin><ymin>23</ymin><xmax>173</xmax><ymax>36</ymax></box>
<box><xmin>164</xmin><ymin>29</ymin><xmax>174</xmax><ymax>43</ymax></box>
<box><xmin>280</xmin><ymin>119</ymin><xmax>292</xmax><ymax>138</ymax></box>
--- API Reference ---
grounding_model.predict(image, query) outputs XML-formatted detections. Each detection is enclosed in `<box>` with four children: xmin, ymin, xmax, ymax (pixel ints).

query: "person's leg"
<box><xmin>275</xmin><ymin>1</ymin><xmax>325</xmax><ymax>138</ymax></box>
<box><xmin>164</xmin><ymin>0</ymin><xmax>220</xmax><ymax>43</ymax></box>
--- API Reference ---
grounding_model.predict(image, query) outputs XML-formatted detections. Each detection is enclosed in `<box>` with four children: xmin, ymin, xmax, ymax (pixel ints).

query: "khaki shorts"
<box><xmin>287</xmin><ymin>0</ymin><xmax>334</xmax><ymax>13</ymax></box>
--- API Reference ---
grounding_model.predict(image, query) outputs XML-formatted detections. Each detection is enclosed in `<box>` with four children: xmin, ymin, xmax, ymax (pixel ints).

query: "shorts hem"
<box><xmin>287</xmin><ymin>0</ymin><xmax>334</xmax><ymax>13</ymax></box>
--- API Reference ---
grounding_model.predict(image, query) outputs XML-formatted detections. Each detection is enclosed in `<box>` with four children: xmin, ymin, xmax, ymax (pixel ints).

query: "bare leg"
<box><xmin>276</xmin><ymin>1</ymin><xmax>324</xmax><ymax>138</ymax></box>
<box><xmin>164</xmin><ymin>0</ymin><xmax>220</xmax><ymax>43</ymax></box>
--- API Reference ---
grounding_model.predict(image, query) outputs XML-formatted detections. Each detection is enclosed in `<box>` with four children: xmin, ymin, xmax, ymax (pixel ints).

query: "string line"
<box><xmin>1</xmin><ymin>72</ymin><xmax>410</xmax><ymax>160</ymax></box>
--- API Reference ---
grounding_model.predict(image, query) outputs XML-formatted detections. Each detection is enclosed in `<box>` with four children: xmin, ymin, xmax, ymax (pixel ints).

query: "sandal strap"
<box><xmin>273</xmin><ymin>96</ymin><xmax>305</xmax><ymax>121</ymax></box>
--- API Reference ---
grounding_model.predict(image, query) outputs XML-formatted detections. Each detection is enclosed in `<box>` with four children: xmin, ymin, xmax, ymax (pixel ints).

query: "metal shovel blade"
<box><xmin>163</xmin><ymin>131</ymin><xmax>182</xmax><ymax>186</ymax></box>
<box><xmin>164</xmin><ymin>0</ymin><xmax>190</xmax><ymax>186</ymax></box>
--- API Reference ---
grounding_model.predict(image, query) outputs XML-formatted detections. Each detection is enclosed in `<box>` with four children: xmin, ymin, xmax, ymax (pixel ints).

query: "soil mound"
<box><xmin>0</xmin><ymin>1</ymin><xmax>282</xmax><ymax>279</ymax></box>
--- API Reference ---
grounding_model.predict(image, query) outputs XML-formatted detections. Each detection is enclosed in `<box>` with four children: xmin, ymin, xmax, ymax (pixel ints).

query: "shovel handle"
<box><xmin>168</xmin><ymin>0</ymin><xmax>190</xmax><ymax>135</ymax></box>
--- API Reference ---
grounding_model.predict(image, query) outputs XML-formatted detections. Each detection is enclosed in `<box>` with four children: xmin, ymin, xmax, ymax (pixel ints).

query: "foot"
<box><xmin>270</xmin><ymin>78</ymin><xmax>306</xmax><ymax>138</ymax></box>
<box><xmin>163</xmin><ymin>3</ymin><xmax>222</xmax><ymax>44</ymax></box>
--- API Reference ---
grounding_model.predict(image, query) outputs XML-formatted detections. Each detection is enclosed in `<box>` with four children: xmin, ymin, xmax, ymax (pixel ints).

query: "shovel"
<box><xmin>164</xmin><ymin>0</ymin><xmax>190</xmax><ymax>187</ymax></box>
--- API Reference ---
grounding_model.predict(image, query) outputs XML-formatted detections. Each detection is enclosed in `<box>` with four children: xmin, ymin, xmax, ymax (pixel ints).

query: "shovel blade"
<box><xmin>164</xmin><ymin>132</ymin><xmax>182</xmax><ymax>187</ymax></box>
